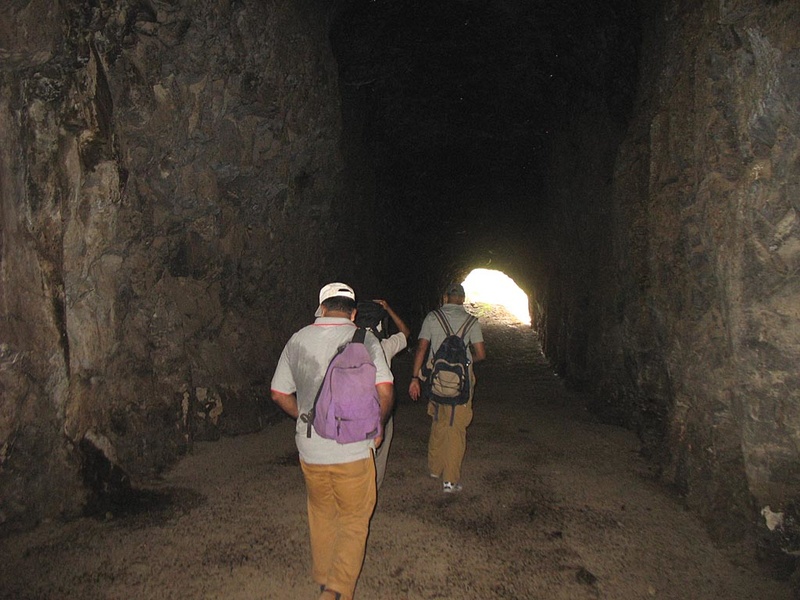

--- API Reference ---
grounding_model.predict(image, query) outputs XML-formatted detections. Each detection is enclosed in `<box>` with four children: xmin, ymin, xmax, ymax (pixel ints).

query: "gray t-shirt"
<box><xmin>418</xmin><ymin>303</ymin><xmax>483</xmax><ymax>361</ymax></box>
<box><xmin>271</xmin><ymin>317</ymin><xmax>394</xmax><ymax>464</ymax></box>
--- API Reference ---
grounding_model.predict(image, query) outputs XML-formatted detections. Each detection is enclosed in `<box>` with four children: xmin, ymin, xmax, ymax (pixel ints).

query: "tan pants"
<box><xmin>427</xmin><ymin>367</ymin><xmax>476</xmax><ymax>483</ymax></box>
<box><xmin>427</xmin><ymin>399</ymin><xmax>474</xmax><ymax>483</ymax></box>
<box><xmin>300</xmin><ymin>457</ymin><xmax>376</xmax><ymax>600</ymax></box>
<box><xmin>374</xmin><ymin>416</ymin><xmax>393</xmax><ymax>490</ymax></box>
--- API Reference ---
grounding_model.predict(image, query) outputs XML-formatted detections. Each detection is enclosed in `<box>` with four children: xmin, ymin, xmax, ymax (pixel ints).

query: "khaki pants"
<box><xmin>300</xmin><ymin>456</ymin><xmax>376</xmax><ymax>600</ymax></box>
<box><xmin>374</xmin><ymin>416</ymin><xmax>393</xmax><ymax>490</ymax></box>
<box><xmin>427</xmin><ymin>400</ymin><xmax>473</xmax><ymax>483</ymax></box>
<box><xmin>426</xmin><ymin>367</ymin><xmax>476</xmax><ymax>484</ymax></box>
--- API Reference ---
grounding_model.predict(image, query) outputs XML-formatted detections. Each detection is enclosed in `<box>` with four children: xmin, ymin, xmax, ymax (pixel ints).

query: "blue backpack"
<box><xmin>305</xmin><ymin>328</ymin><xmax>382</xmax><ymax>443</ymax></box>
<box><xmin>421</xmin><ymin>309</ymin><xmax>477</xmax><ymax>411</ymax></box>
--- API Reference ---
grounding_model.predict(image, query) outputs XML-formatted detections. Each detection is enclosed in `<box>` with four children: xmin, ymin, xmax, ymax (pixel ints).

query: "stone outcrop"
<box><xmin>535</xmin><ymin>0</ymin><xmax>800</xmax><ymax>564</ymax></box>
<box><xmin>0</xmin><ymin>0</ymin><xmax>376</xmax><ymax>530</ymax></box>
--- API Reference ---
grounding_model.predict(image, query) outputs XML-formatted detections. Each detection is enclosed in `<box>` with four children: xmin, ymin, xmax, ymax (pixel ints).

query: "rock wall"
<box><xmin>538</xmin><ymin>0</ymin><xmax>800</xmax><ymax>555</ymax></box>
<box><xmin>0</xmin><ymin>0</ymin><xmax>370</xmax><ymax>530</ymax></box>
<box><xmin>2</xmin><ymin>0</ymin><xmax>798</xmax><ymax>569</ymax></box>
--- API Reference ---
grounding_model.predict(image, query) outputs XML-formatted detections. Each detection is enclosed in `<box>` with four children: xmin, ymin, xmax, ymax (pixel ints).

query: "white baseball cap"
<box><xmin>315</xmin><ymin>282</ymin><xmax>356</xmax><ymax>317</ymax></box>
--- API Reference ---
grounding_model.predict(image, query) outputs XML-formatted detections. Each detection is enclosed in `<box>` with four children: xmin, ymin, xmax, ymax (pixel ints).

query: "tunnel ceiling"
<box><xmin>331</xmin><ymin>0</ymin><xmax>640</xmax><ymax>238</ymax></box>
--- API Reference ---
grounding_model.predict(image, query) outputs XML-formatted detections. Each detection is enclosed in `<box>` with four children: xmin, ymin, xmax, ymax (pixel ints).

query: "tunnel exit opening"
<box><xmin>462</xmin><ymin>269</ymin><xmax>530</xmax><ymax>325</ymax></box>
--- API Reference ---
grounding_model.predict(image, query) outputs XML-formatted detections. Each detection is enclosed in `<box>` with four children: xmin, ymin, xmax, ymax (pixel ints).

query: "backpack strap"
<box><xmin>433</xmin><ymin>309</ymin><xmax>476</xmax><ymax>340</ymax></box>
<box><xmin>351</xmin><ymin>327</ymin><xmax>367</xmax><ymax>344</ymax></box>
<box><xmin>431</xmin><ymin>309</ymin><xmax>454</xmax><ymax>336</ymax></box>
<box><xmin>426</xmin><ymin>309</ymin><xmax>454</xmax><ymax>370</ymax></box>
<box><xmin>431</xmin><ymin>403</ymin><xmax>459</xmax><ymax>427</ymax></box>
<box><xmin>455</xmin><ymin>315</ymin><xmax>477</xmax><ymax>340</ymax></box>
<box><xmin>426</xmin><ymin>310</ymin><xmax>476</xmax><ymax>373</ymax></box>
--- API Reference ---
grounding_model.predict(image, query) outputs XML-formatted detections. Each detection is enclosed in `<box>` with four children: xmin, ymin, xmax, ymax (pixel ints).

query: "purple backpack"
<box><xmin>306</xmin><ymin>328</ymin><xmax>382</xmax><ymax>443</ymax></box>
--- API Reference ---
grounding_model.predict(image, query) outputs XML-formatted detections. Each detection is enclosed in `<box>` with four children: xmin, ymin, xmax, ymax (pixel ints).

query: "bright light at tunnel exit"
<box><xmin>462</xmin><ymin>269</ymin><xmax>530</xmax><ymax>324</ymax></box>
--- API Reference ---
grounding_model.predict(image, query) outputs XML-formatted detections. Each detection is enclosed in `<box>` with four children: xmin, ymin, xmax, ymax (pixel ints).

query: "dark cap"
<box><xmin>446</xmin><ymin>283</ymin><xmax>465</xmax><ymax>296</ymax></box>
<box><xmin>355</xmin><ymin>300</ymin><xmax>387</xmax><ymax>330</ymax></box>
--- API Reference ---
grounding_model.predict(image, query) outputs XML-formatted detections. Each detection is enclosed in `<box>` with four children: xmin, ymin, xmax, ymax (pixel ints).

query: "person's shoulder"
<box><xmin>465</xmin><ymin>309</ymin><xmax>481</xmax><ymax>323</ymax></box>
<box><xmin>383</xmin><ymin>331</ymin><xmax>407</xmax><ymax>344</ymax></box>
<box><xmin>294</xmin><ymin>322</ymin><xmax>322</xmax><ymax>335</ymax></box>
<box><xmin>421</xmin><ymin>310</ymin><xmax>438</xmax><ymax>324</ymax></box>
<box><xmin>287</xmin><ymin>323</ymin><xmax>312</xmax><ymax>339</ymax></box>
<box><xmin>366</xmin><ymin>333</ymin><xmax>391</xmax><ymax>363</ymax></box>
<box><xmin>292</xmin><ymin>321</ymin><xmax>337</xmax><ymax>341</ymax></box>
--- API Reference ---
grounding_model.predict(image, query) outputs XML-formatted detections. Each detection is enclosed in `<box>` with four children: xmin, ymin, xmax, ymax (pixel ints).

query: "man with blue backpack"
<box><xmin>271</xmin><ymin>282</ymin><xmax>394</xmax><ymax>600</ymax></box>
<box><xmin>408</xmin><ymin>283</ymin><xmax>486</xmax><ymax>494</ymax></box>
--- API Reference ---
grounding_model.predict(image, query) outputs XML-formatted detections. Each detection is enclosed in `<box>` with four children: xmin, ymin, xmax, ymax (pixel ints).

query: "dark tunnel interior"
<box><xmin>328</xmin><ymin>0</ymin><xmax>640</xmax><ymax>310</ymax></box>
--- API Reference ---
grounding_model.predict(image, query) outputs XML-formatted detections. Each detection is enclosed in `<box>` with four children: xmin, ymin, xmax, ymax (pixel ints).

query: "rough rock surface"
<box><xmin>533</xmin><ymin>0</ymin><xmax>800</xmax><ymax>560</ymax></box>
<box><xmin>0</xmin><ymin>0</ymin><xmax>375</xmax><ymax>530</ymax></box>
<box><xmin>0</xmin><ymin>0</ymin><xmax>799</xmax><ymax>585</ymax></box>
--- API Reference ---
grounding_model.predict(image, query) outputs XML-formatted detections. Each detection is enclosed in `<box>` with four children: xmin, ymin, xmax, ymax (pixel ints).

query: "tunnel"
<box><xmin>1</xmin><ymin>0</ymin><xmax>799</xmax><ymax>589</ymax></box>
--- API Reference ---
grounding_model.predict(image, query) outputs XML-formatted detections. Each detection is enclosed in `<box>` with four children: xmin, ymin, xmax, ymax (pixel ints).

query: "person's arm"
<box><xmin>373</xmin><ymin>299</ymin><xmax>411</xmax><ymax>338</ymax></box>
<box><xmin>408</xmin><ymin>338</ymin><xmax>430</xmax><ymax>401</ymax></box>
<box><xmin>271</xmin><ymin>390</ymin><xmax>299</xmax><ymax>419</ymax></box>
<box><xmin>271</xmin><ymin>342</ymin><xmax>299</xmax><ymax>418</ymax></box>
<box><xmin>471</xmin><ymin>341</ymin><xmax>486</xmax><ymax>363</ymax></box>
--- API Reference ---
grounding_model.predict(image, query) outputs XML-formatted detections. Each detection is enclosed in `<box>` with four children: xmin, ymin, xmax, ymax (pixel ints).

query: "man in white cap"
<box><xmin>271</xmin><ymin>282</ymin><xmax>394</xmax><ymax>600</ymax></box>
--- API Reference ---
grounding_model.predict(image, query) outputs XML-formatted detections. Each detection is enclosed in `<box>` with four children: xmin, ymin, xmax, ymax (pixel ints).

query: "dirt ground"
<box><xmin>0</xmin><ymin>306</ymin><xmax>792</xmax><ymax>599</ymax></box>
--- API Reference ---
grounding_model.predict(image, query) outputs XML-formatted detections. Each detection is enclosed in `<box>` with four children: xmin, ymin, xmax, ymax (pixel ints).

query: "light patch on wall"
<box><xmin>462</xmin><ymin>268</ymin><xmax>530</xmax><ymax>324</ymax></box>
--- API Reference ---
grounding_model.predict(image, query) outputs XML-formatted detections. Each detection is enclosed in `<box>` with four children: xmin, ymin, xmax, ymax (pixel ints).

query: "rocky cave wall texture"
<box><xmin>1</xmin><ymin>0</ymin><xmax>799</xmax><ymax>572</ymax></box>
<box><xmin>536</xmin><ymin>0</ymin><xmax>800</xmax><ymax>547</ymax></box>
<box><xmin>0</xmin><ymin>0</ymin><xmax>379</xmax><ymax>530</ymax></box>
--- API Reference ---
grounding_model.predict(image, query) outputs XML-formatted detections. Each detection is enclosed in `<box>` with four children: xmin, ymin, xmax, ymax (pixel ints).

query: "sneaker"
<box><xmin>442</xmin><ymin>481</ymin><xmax>463</xmax><ymax>494</ymax></box>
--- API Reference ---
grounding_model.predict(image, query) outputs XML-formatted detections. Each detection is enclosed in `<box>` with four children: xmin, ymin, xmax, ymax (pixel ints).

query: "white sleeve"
<box><xmin>270</xmin><ymin>340</ymin><xmax>296</xmax><ymax>394</ymax></box>
<box><xmin>366</xmin><ymin>331</ymin><xmax>394</xmax><ymax>384</ymax></box>
<box><xmin>380</xmin><ymin>332</ymin><xmax>407</xmax><ymax>364</ymax></box>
